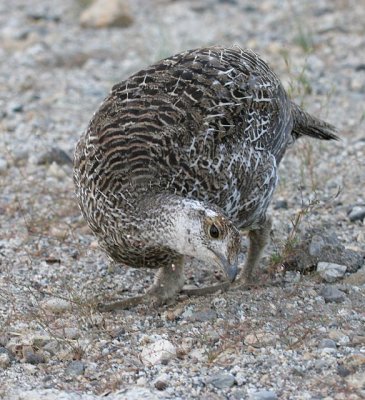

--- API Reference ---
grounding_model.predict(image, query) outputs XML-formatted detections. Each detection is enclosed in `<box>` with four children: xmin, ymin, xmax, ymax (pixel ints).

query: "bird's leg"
<box><xmin>98</xmin><ymin>258</ymin><xmax>185</xmax><ymax>311</ymax></box>
<box><xmin>236</xmin><ymin>215</ymin><xmax>272</xmax><ymax>286</ymax></box>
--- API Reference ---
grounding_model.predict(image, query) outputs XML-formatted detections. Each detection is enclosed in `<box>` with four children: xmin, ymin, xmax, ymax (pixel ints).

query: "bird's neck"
<box><xmin>135</xmin><ymin>193</ymin><xmax>203</xmax><ymax>253</ymax></box>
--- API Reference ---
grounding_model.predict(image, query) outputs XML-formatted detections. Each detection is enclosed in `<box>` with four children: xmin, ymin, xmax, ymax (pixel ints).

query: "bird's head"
<box><xmin>158</xmin><ymin>197</ymin><xmax>241</xmax><ymax>282</ymax></box>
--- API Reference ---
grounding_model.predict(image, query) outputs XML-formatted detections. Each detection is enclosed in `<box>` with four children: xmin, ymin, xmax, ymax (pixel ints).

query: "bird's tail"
<box><xmin>291</xmin><ymin>102</ymin><xmax>339</xmax><ymax>141</ymax></box>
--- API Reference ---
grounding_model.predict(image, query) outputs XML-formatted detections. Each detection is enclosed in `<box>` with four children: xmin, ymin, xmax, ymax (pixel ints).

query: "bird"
<box><xmin>73</xmin><ymin>45</ymin><xmax>338</xmax><ymax>310</ymax></box>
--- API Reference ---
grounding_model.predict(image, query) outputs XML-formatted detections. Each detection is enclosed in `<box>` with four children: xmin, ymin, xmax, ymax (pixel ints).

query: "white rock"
<box><xmin>42</xmin><ymin>298</ymin><xmax>72</xmax><ymax>314</ymax></box>
<box><xmin>0</xmin><ymin>352</ymin><xmax>11</xmax><ymax>368</ymax></box>
<box><xmin>317</xmin><ymin>262</ymin><xmax>347</xmax><ymax>282</ymax></box>
<box><xmin>47</xmin><ymin>162</ymin><xmax>67</xmax><ymax>179</ymax></box>
<box><xmin>5</xmin><ymin>389</ymin><xmax>96</xmax><ymax>399</ymax></box>
<box><xmin>140</xmin><ymin>339</ymin><xmax>176</xmax><ymax>366</ymax></box>
<box><xmin>0</xmin><ymin>157</ymin><xmax>8</xmax><ymax>173</ymax></box>
<box><xmin>80</xmin><ymin>0</ymin><xmax>134</xmax><ymax>29</ymax></box>
<box><xmin>113</xmin><ymin>387</ymin><xmax>160</xmax><ymax>400</ymax></box>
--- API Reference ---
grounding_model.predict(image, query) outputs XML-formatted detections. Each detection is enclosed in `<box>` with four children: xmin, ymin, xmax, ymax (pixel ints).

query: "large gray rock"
<box><xmin>319</xmin><ymin>286</ymin><xmax>346</xmax><ymax>303</ymax></box>
<box><xmin>206</xmin><ymin>373</ymin><xmax>236</xmax><ymax>389</ymax></box>
<box><xmin>317</xmin><ymin>262</ymin><xmax>347</xmax><ymax>282</ymax></box>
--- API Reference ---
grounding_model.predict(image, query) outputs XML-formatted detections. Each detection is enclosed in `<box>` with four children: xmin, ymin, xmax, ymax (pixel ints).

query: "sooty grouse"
<box><xmin>74</xmin><ymin>46</ymin><xmax>338</xmax><ymax>310</ymax></box>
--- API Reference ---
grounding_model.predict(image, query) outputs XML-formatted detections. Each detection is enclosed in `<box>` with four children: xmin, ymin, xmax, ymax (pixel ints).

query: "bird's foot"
<box><xmin>97</xmin><ymin>295</ymin><xmax>146</xmax><ymax>311</ymax></box>
<box><xmin>97</xmin><ymin>262</ymin><xmax>184</xmax><ymax>311</ymax></box>
<box><xmin>97</xmin><ymin>290</ymin><xmax>178</xmax><ymax>312</ymax></box>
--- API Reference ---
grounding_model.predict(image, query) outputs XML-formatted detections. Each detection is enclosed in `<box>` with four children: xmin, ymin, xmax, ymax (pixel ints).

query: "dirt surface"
<box><xmin>0</xmin><ymin>1</ymin><xmax>364</xmax><ymax>399</ymax></box>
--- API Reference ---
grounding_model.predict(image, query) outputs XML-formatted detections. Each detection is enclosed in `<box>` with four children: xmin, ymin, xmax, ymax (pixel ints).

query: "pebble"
<box><xmin>247</xmin><ymin>389</ymin><xmax>278</xmax><ymax>400</ymax></box>
<box><xmin>318</xmin><ymin>338</ymin><xmax>337</xmax><ymax>349</ymax></box>
<box><xmin>186</xmin><ymin>309</ymin><xmax>217</xmax><ymax>322</ymax></box>
<box><xmin>317</xmin><ymin>262</ymin><xmax>347</xmax><ymax>282</ymax></box>
<box><xmin>0</xmin><ymin>352</ymin><xmax>11</xmax><ymax>368</ymax></box>
<box><xmin>65</xmin><ymin>360</ymin><xmax>85</xmax><ymax>376</ymax></box>
<box><xmin>47</xmin><ymin>162</ymin><xmax>68</xmax><ymax>179</ymax></box>
<box><xmin>319</xmin><ymin>286</ymin><xmax>346</xmax><ymax>303</ymax></box>
<box><xmin>43</xmin><ymin>341</ymin><xmax>60</xmax><ymax>356</ymax></box>
<box><xmin>274</xmin><ymin>199</ymin><xmax>288</xmax><ymax>209</ymax></box>
<box><xmin>337</xmin><ymin>364</ymin><xmax>351</xmax><ymax>377</ymax></box>
<box><xmin>140</xmin><ymin>339</ymin><xmax>176</xmax><ymax>366</ymax></box>
<box><xmin>37</xmin><ymin>147</ymin><xmax>72</xmax><ymax>166</ymax></box>
<box><xmin>0</xmin><ymin>157</ymin><xmax>8</xmax><ymax>173</ymax></box>
<box><xmin>0</xmin><ymin>346</ymin><xmax>15</xmax><ymax>361</ymax></box>
<box><xmin>42</xmin><ymin>298</ymin><xmax>72</xmax><ymax>314</ymax></box>
<box><xmin>348</xmin><ymin>206</ymin><xmax>365</xmax><ymax>222</ymax></box>
<box><xmin>80</xmin><ymin>0</ymin><xmax>134</xmax><ymax>29</ymax></box>
<box><xmin>154</xmin><ymin>380</ymin><xmax>168</xmax><ymax>391</ymax></box>
<box><xmin>54</xmin><ymin>327</ymin><xmax>80</xmax><ymax>340</ymax></box>
<box><xmin>235</xmin><ymin>371</ymin><xmax>247</xmax><ymax>386</ymax></box>
<box><xmin>309</xmin><ymin>235</ymin><xmax>325</xmax><ymax>256</ymax></box>
<box><xmin>25</xmin><ymin>352</ymin><xmax>46</xmax><ymax>365</ymax></box>
<box><xmin>328</xmin><ymin>330</ymin><xmax>350</xmax><ymax>346</ymax></box>
<box><xmin>206</xmin><ymin>372</ymin><xmax>236</xmax><ymax>389</ymax></box>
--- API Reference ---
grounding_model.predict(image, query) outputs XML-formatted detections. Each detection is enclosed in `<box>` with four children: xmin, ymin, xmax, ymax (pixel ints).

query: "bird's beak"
<box><xmin>210</xmin><ymin>249</ymin><xmax>238</xmax><ymax>282</ymax></box>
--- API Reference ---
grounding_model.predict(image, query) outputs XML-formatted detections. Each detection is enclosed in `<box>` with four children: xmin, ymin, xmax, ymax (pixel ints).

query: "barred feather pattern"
<box><xmin>74</xmin><ymin>45</ymin><xmax>337</xmax><ymax>269</ymax></box>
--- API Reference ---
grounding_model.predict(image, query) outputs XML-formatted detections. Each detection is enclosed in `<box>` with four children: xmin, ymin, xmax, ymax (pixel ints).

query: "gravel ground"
<box><xmin>0</xmin><ymin>0</ymin><xmax>364</xmax><ymax>399</ymax></box>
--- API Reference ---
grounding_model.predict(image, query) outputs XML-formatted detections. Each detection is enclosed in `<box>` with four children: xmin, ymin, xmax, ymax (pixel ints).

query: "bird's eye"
<box><xmin>209</xmin><ymin>223</ymin><xmax>220</xmax><ymax>239</ymax></box>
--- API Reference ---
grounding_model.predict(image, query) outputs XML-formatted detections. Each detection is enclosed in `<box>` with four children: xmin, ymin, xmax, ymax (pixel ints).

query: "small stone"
<box><xmin>154</xmin><ymin>380</ymin><xmax>168</xmax><ymax>390</ymax></box>
<box><xmin>37</xmin><ymin>147</ymin><xmax>72</xmax><ymax>166</ymax></box>
<box><xmin>0</xmin><ymin>346</ymin><xmax>15</xmax><ymax>361</ymax></box>
<box><xmin>114</xmin><ymin>387</ymin><xmax>161</xmax><ymax>400</ymax></box>
<box><xmin>317</xmin><ymin>262</ymin><xmax>347</xmax><ymax>282</ymax></box>
<box><xmin>248</xmin><ymin>389</ymin><xmax>278</xmax><ymax>400</ymax></box>
<box><xmin>25</xmin><ymin>352</ymin><xmax>46</xmax><ymax>365</ymax></box>
<box><xmin>186</xmin><ymin>309</ymin><xmax>217</xmax><ymax>322</ymax></box>
<box><xmin>80</xmin><ymin>0</ymin><xmax>134</xmax><ymax>29</ymax></box>
<box><xmin>337</xmin><ymin>365</ymin><xmax>351</xmax><ymax>377</ymax></box>
<box><xmin>327</xmin><ymin>331</ymin><xmax>350</xmax><ymax>346</ymax></box>
<box><xmin>65</xmin><ymin>360</ymin><xmax>85</xmax><ymax>376</ymax></box>
<box><xmin>8</xmin><ymin>102</ymin><xmax>24</xmax><ymax>113</ymax></box>
<box><xmin>235</xmin><ymin>371</ymin><xmax>247</xmax><ymax>386</ymax></box>
<box><xmin>0</xmin><ymin>353</ymin><xmax>11</xmax><ymax>368</ymax></box>
<box><xmin>274</xmin><ymin>199</ymin><xmax>288</xmax><ymax>209</ymax></box>
<box><xmin>54</xmin><ymin>327</ymin><xmax>80</xmax><ymax>340</ymax></box>
<box><xmin>206</xmin><ymin>373</ymin><xmax>235</xmax><ymax>389</ymax></box>
<box><xmin>319</xmin><ymin>286</ymin><xmax>346</xmax><ymax>303</ymax></box>
<box><xmin>348</xmin><ymin>206</ymin><xmax>365</xmax><ymax>222</ymax></box>
<box><xmin>47</xmin><ymin>162</ymin><xmax>68</xmax><ymax>179</ymax></box>
<box><xmin>42</xmin><ymin>298</ymin><xmax>72</xmax><ymax>314</ymax></box>
<box><xmin>0</xmin><ymin>158</ymin><xmax>8</xmax><ymax>174</ymax></box>
<box><xmin>314</xmin><ymin>359</ymin><xmax>328</xmax><ymax>371</ymax></box>
<box><xmin>141</xmin><ymin>339</ymin><xmax>176</xmax><ymax>366</ymax></box>
<box><xmin>318</xmin><ymin>338</ymin><xmax>337</xmax><ymax>349</ymax></box>
<box><xmin>309</xmin><ymin>235</ymin><xmax>325</xmax><ymax>257</ymax></box>
<box><xmin>43</xmin><ymin>341</ymin><xmax>60</xmax><ymax>356</ymax></box>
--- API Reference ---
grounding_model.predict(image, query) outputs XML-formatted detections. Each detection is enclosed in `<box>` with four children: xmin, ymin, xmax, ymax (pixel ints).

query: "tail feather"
<box><xmin>291</xmin><ymin>102</ymin><xmax>339</xmax><ymax>141</ymax></box>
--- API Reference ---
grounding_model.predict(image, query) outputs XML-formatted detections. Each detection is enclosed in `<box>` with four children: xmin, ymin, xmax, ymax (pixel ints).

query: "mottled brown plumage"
<box><xmin>74</xmin><ymin>45</ymin><xmax>337</xmax><ymax>309</ymax></box>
